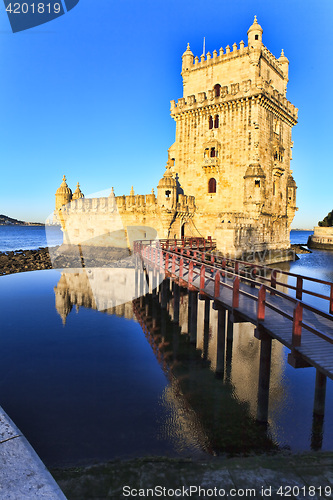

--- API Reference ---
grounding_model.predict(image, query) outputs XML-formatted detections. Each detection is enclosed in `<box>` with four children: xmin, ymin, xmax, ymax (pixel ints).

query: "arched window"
<box><xmin>208</xmin><ymin>115</ymin><xmax>213</xmax><ymax>129</ymax></box>
<box><xmin>210</xmin><ymin>147</ymin><xmax>216</xmax><ymax>158</ymax></box>
<box><xmin>214</xmin><ymin>84</ymin><xmax>221</xmax><ymax>97</ymax></box>
<box><xmin>204</xmin><ymin>148</ymin><xmax>209</xmax><ymax>158</ymax></box>
<box><xmin>214</xmin><ymin>114</ymin><xmax>219</xmax><ymax>128</ymax></box>
<box><xmin>208</xmin><ymin>178</ymin><xmax>216</xmax><ymax>193</ymax></box>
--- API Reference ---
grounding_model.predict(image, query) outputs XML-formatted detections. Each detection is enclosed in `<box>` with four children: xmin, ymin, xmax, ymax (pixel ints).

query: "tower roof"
<box><xmin>72</xmin><ymin>182</ymin><xmax>84</xmax><ymax>200</ymax></box>
<box><xmin>158</xmin><ymin>165</ymin><xmax>177</xmax><ymax>189</ymax></box>
<box><xmin>56</xmin><ymin>175</ymin><xmax>72</xmax><ymax>196</ymax></box>
<box><xmin>182</xmin><ymin>43</ymin><xmax>194</xmax><ymax>58</ymax></box>
<box><xmin>247</xmin><ymin>15</ymin><xmax>263</xmax><ymax>35</ymax></box>
<box><xmin>279</xmin><ymin>49</ymin><xmax>289</xmax><ymax>63</ymax></box>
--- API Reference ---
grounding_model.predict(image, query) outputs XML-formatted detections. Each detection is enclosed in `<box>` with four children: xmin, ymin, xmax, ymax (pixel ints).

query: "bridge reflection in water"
<box><xmin>54</xmin><ymin>260</ymin><xmax>329</xmax><ymax>454</ymax></box>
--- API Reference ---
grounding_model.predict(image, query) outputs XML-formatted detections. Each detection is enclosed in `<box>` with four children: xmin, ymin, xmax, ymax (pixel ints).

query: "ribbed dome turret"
<box><xmin>72</xmin><ymin>182</ymin><xmax>84</xmax><ymax>200</ymax></box>
<box><xmin>287</xmin><ymin>174</ymin><xmax>296</xmax><ymax>187</ymax></box>
<box><xmin>244</xmin><ymin>164</ymin><xmax>265</xmax><ymax>178</ymax></box>
<box><xmin>182</xmin><ymin>43</ymin><xmax>194</xmax><ymax>72</ymax></box>
<box><xmin>247</xmin><ymin>15</ymin><xmax>263</xmax><ymax>35</ymax></box>
<box><xmin>158</xmin><ymin>167</ymin><xmax>177</xmax><ymax>189</ymax></box>
<box><xmin>55</xmin><ymin>175</ymin><xmax>72</xmax><ymax>210</ymax></box>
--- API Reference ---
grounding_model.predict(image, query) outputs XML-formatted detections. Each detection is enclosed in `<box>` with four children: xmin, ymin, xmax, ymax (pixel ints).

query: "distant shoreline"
<box><xmin>0</xmin><ymin>223</ymin><xmax>45</xmax><ymax>227</ymax></box>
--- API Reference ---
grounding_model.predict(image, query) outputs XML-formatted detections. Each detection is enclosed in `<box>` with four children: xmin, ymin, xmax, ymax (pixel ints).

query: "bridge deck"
<box><xmin>138</xmin><ymin>245</ymin><xmax>333</xmax><ymax>380</ymax></box>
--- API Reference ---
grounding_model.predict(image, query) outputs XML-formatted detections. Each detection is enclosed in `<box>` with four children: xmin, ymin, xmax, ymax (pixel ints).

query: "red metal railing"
<box><xmin>134</xmin><ymin>239</ymin><xmax>333</xmax><ymax>350</ymax></box>
<box><xmin>135</xmin><ymin>240</ymin><xmax>333</xmax><ymax>315</ymax></box>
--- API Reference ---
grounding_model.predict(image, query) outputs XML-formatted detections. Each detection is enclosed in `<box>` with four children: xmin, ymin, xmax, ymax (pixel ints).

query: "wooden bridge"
<box><xmin>133</xmin><ymin>237</ymin><xmax>333</xmax><ymax>431</ymax></box>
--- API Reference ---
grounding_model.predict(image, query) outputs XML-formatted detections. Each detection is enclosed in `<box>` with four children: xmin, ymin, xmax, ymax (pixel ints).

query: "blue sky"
<box><xmin>0</xmin><ymin>0</ymin><xmax>332</xmax><ymax>228</ymax></box>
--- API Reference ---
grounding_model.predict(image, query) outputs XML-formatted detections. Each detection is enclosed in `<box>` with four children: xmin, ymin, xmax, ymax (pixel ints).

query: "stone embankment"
<box><xmin>0</xmin><ymin>246</ymin><xmax>133</xmax><ymax>276</ymax></box>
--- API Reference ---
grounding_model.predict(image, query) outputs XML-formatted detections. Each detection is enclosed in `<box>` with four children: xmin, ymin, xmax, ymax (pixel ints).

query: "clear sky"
<box><xmin>0</xmin><ymin>0</ymin><xmax>332</xmax><ymax>227</ymax></box>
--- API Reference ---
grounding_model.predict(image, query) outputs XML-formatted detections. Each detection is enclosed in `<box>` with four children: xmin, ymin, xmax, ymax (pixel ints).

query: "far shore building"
<box><xmin>55</xmin><ymin>17</ymin><xmax>298</xmax><ymax>259</ymax></box>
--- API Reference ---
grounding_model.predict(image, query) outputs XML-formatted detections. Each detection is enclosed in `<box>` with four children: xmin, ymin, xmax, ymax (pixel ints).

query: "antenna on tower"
<box><xmin>203</xmin><ymin>36</ymin><xmax>206</xmax><ymax>57</ymax></box>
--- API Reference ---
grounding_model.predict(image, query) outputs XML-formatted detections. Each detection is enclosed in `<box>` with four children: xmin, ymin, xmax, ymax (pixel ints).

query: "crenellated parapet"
<box><xmin>170</xmin><ymin>80</ymin><xmax>297</xmax><ymax>123</ymax></box>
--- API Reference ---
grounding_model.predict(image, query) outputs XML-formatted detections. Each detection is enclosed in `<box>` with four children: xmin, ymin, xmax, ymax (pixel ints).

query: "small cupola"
<box><xmin>182</xmin><ymin>43</ymin><xmax>194</xmax><ymax>72</ymax></box>
<box><xmin>72</xmin><ymin>182</ymin><xmax>84</xmax><ymax>200</ymax></box>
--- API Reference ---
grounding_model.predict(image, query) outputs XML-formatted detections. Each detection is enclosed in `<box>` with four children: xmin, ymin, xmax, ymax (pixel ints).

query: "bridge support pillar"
<box><xmin>216</xmin><ymin>307</ymin><xmax>226</xmax><ymax>378</ymax></box>
<box><xmin>190</xmin><ymin>290</ymin><xmax>198</xmax><ymax>345</ymax></box>
<box><xmin>202</xmin><ymin>298</ymin><xmax>211</xmax><ymax>360</ymax></box>
<box><xmin>135</xmin><ymin>268</ymin><xmax>138</xmax><ymax>299</ymax></box>
<box><xmin>256</xmin><ymin>332</ymin><xmax>272</xmax><ymax>423</ymax></box>
<box><xmin>161</xmin><ymin>279</ymin><xmax>168</xmax><ymax>309</ymax></box>
<box><xmin>173</xmin><ymin>283</ymin><xmax>180</xmax><ymax>323</ymax></box>
<box><xmin>311</xmin><ymin>369</ymin><xmax>327</xmax><ymax>451</ymax></box>
<box><xmin>313</xmin><ymin>369</ymin><xmax>327</xmax><ymax>416</ymax></box>
<box><xmin>226</xmin><ymin>311</ymin><xmax>233</xmax><ymax>381</ymax></box>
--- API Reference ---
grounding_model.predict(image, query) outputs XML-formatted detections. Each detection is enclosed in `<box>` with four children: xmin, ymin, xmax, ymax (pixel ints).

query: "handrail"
<box><xmin>134</xmin><ymin>239</ymin><xmax>333</xmax><ymax>350</ymax></box>
<box><xmin>134</xmin><ymin>240</ymin><xmax>333</xmax><ymax>315</ymax></box>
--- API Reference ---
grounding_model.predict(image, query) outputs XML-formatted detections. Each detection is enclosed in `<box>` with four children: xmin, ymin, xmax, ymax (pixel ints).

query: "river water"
<box><xmin>1</xmin><ymin>228</ymin><xmax>333</xmax><ymax>467</ymax></box>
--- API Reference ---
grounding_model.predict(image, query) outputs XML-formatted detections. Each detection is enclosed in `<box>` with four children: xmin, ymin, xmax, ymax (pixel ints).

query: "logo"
<box><xmin>3</xmin><ymin>0</ymin><xmax>80</xmax><ymax>33</ymax></box>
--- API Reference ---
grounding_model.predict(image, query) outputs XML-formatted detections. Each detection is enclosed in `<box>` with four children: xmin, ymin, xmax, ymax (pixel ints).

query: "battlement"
<box><xmin>59</xmin><ymin>192</ymin><xmax>160</xmax><ymax>215</ymax></box>
<box><xmin>186</xmin><ymin>41</ymin><xmax>248</xmax><ymax>72</ymax></box>
<box><xmin>170</xmin><ymin>78</ymin><xmax>298</xmax><ymax>122</ymax></box>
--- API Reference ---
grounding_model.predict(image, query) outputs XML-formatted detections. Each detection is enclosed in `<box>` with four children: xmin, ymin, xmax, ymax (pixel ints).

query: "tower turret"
<box><xmin>182</xmin><ymin>43</ymin><xmax>194</xmax><ymax>73</ymax></box>
<box><xmin>247</xmin><ymin>16</ymin><xmax>263</xmax><ymax>66</ymax></box>
<box><xmin>279</xmin><ymin>49</ymin><xmax>289</xmax><ymax>94</ymax></box>
<box><xmin>55</xmin><ymin>175</ymin><xmax>72</xmax><ymax>210</ymax></box>
<box><xmin>157</xmin><ymin>165</ymin><xmax>177</xmax><ymax>210</ymax></box>
<box><xmin>72</xmin><ymin>182</ymin><xmax>84</xmax><ymax>200</ymax></box>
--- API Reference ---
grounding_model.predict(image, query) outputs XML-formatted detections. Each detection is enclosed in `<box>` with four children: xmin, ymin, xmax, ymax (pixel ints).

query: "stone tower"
<box><xmin>168</xmin><ymin>16</ymin><xmax>298</xmax><ymax>255</ymax></box>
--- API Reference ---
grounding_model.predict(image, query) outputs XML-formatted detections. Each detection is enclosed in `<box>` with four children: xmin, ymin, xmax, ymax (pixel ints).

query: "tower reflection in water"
<box><xmin>54</xmin><ymin>267</ymin><xmax>292</xmax><ymax>455</ymax></box>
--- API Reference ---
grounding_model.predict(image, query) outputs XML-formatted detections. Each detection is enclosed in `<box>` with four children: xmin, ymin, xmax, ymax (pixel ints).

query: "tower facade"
<box><xmin>168</xmin><ymin>16</ymin><xmax>298</xmax><ymax>254</ymax></box>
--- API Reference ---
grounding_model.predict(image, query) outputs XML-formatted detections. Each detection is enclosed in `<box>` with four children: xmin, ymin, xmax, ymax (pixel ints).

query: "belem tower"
<box><xmin>55</xmin><ymin>17</ymin><xmax>298</xmax><ymax>258</ymax></box>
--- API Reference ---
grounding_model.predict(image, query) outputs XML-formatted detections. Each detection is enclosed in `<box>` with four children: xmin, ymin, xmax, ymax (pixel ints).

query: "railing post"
<box><xmin>330</xmin><ymin>284</ymin><xmax>333</xmax><ymax>315</ymax></box>
<box><xmin>235</xmin><ymin>261</ymin><xmax>239</xmax><ymax>275</ymax></box>
<box><xmin>221</xmin><ymin>259</ymin><xmax>226</xmax><ymax>278</ymax></box>
<box><xmin>214</xmin><ymin>271</ymin><xmax>221</xmax><ymax>299</ymax></box>
<box><xmin>233</xmin><ymin>276</ymin><xmax>240</xmax><ymax>308</ymax></box>
<box><xmin>200</xmin><ymin>265</ymin><xmax>205</xmax><ymax>293</ymax></box>
<box><xmin>179</xmin><ymin>257</ymin><xmax>184</xmax><ymax>279</ymax></box>
<box><xmin>270</xmin><ymin>269</ymin><xmax>277</xmax><ymax>295</ymax></box>
<box><xmin>171</xmin><ymin>254</ymin><xmax>176</xmax><ymax>275</ymax></box>
<box><xmin>190</xmin><ymin>239</ymin><xmax>193</xmax><ymax>249</ymax></box>
<box><xmin>201</xmin><ymin>252</ymin><xmax>205</xmax><ymax>262</ymax></box>
<box><xmin>193</xmin><ymin>251</ymin><xmax>197</xmax><ymax>260</ymax></box>
<box><xmin>292</xmin><ymin>301</ymin><xmax>303</xmax><ymax>347</ymax></box>
<box><xmin>165</xmin><ymin>252</ymin><xmax>169</xmax><ymax>272</ymax></box>
<box><xmin>257</xmin><ymin>285</ymin><xmax>266</xmax><ymax>321</ymax></box>
<box><xmin>296</xmin><ymin>276</ymin><xmax>303</xmax><ymax>300</ymax></box>
<box><xmin>188</xmin><ymin>260</ymin><xmax>194</xmax><ymax>285</ymax></box>
<box><xmin>251</xmin><ymin>266</ymin><xmax>256</xmax><ymax>287</ymax></box>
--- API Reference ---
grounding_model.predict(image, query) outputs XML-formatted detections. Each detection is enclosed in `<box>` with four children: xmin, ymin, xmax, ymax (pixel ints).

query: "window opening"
<box><xmin>255</xmin><ymin>180</ymin><xmax>260</xmax><ymax>187</ymax></box>
<box><xmin>214</xmin><ymin>84</ymin><xmax>221</xmax><ymax>97</ymax></box>
<box><xmin>214</xmin><ymin>114</ymin><xmax>219</xmax><ymax>128</ymax></box>
<box><xmin>208</xmin><ymin>178</ymin><xmax>216</xmax><ymax>193</ymax></box>
<box><xmin>208</xmin><ymin>116</ymin><xmax>213</xmax><ymax>129</ymax></box>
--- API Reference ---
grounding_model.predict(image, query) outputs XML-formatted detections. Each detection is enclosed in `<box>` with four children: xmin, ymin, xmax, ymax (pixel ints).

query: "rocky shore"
<box><xmin>0</xmin><ymin>244</ymin><xmax>310</xmax><ymax>276</ymax></box>
<box><xmin>0</xmin><ymin>246</ymin><xmax>134</xmax><ymax>276</ymax></box>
